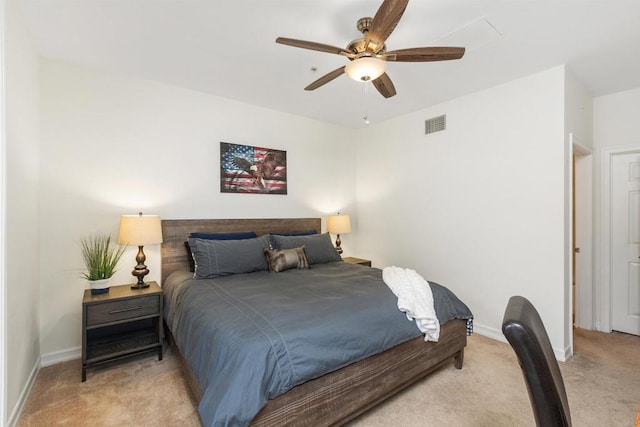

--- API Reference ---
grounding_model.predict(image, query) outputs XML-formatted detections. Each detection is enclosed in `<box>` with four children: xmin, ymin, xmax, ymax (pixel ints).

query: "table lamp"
<box><xmin>327</xmin><ymin>213</ymin><xmax>351</xmax><ymax>254</ymax></box>
<box><xmin>118</xmin><ymin>212</ymin><xmax>163</xmax><ymax>289</ymax></box>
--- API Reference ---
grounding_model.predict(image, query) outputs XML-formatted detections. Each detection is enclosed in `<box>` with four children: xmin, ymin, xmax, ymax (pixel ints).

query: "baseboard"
<box><xmin>6</xmin><ymin>348</ymin><xmax>80</xmax><ymax>426</ymax></box>
<box><xmin>6</xmin><ymin>356</ymin><xmax>40</xmax><ymax>427</ymax></box>
<box><xmin>40</xmin><ymin>346</ymin><xmax>81</xmax><ymax>367</ymax></box>
<box><xmin>473</xmin><ymin>322</ymin><xmax>507</xmax><ymax>343</ymax></box>
<box><xmin>472</xmin><ymin>322</ymin><xmax>568</xmax><ymax>362</ymax></box>
<box><xmin>594</xmin><ymin>321</ymin><xmax>601</xmax><ymax>331</ymax></box>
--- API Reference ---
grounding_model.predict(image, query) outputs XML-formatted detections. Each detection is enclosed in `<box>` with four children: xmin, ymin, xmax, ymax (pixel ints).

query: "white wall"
<box><xmin>593</xmin><ymin>86</ymin><xmax>640</xmax><ymax>330</ymax></box>
<box><xmin>38</xmin><ymin>59</ymin><xmax>358</xmax><ymax>357</ymax></box>
<box><xmin>594</xmin><ymin>87</ymin><xmax>640</xmax><ymax>149</ymax></box>
<box><xmin>354</xmin><ymin>66</ymin><xmax>569</xmax><ymax>354</ymax></box>
<box><xmin>4</xmin><ymin>1</ymin><xmax>41</xmax><ymax>424</ymax></box>
<box><xmin>565</xmin><ymin>70</ymin><xmax>593</xmax><ymax>148</ymax></box>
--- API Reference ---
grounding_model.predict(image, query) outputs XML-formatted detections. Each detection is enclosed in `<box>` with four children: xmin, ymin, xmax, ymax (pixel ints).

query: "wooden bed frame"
<box><xmin>161</xmin><ymin>218</ymin><xmax>468</xmax><ymax>426</ymax></box>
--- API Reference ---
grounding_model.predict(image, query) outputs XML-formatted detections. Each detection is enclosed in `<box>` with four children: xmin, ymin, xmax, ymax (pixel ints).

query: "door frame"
<box><xmin>600</xmin><ymin>143</ymin><xmax>640</xmax><ymax>332</ymax></box>
<box><xmin>572</xmin><ymin>135</ymin><xmax>593</xmax><ymax>329</ymax></box>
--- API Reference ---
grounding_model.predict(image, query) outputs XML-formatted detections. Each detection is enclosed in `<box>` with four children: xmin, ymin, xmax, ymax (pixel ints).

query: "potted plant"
<box><xmin>81</xmin><ymin>233</ymin><xmax>126</xmax><ymax>295</ymax></box>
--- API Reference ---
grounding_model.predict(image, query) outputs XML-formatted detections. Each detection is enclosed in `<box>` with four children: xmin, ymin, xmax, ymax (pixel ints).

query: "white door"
<box><xmin>612</xmin><ymin>152</ymin><xmax>640</xmax><ymax>335</ymax></box>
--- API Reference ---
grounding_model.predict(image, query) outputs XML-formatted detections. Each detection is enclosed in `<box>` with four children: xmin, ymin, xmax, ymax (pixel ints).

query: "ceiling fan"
<box><xmin>276</xmin><ymin>0</ymin><xmax>465</xmax><ymax>98</ymax></box>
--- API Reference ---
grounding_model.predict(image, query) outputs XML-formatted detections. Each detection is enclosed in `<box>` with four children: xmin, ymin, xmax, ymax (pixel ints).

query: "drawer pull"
<box><xmin>108</xmin><ymin>306</ymin><xmax>142</xmax><ymax>314</ymax></box>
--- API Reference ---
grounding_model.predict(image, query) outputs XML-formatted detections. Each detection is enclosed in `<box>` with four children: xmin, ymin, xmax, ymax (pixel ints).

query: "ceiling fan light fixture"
<box><xmin>345</xmin><ymin>57</ymin><xmax>386</xmax><ymax>82</ymax></box>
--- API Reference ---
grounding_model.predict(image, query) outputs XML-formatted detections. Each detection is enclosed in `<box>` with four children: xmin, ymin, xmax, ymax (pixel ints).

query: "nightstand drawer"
<box><xmin>86</xmin><ymin>295</ymin><xmax>160</xmax><ymax>326</ymax></box>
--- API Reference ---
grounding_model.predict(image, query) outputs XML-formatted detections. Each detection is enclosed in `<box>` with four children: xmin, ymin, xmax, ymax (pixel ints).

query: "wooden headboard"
<box><xmin>161</xmin><ymin>218</ymin><xmax>321</xmax><ymax>283</ymax></box>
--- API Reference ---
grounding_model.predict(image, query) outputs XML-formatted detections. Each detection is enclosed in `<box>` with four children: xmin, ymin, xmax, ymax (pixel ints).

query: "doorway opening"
<box><xmin>572</xmin><ymin>139</ymin><xmax>593</xmax><ymax>331</ymax></box>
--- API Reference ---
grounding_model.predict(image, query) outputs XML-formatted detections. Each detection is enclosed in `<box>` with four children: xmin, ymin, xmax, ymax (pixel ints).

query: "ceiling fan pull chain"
<box><xmin>363</xmin><ymin>82</ymin><xmax>370</xmax><ymax>125</ymax></box>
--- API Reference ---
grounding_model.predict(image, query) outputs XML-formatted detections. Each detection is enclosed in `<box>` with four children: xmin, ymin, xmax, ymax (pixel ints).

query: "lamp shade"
<box><xmin>327</xmin><ymin>214</ymin><xmax>351</xmax><ymax>234</ymax></box>
<box><xmin>118</xmin><ymin>214</ymin><xmax>163</xmax><ymax>246</ymax></box>
<box><xmin>345</xmin><ymin>57</ymin><xmax>387</xmax><ymax>82</ymax></box>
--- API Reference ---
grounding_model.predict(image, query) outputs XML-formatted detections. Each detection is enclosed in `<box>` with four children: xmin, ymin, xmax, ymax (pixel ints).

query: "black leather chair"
<box><xmin>502</xmin><ymin>296</ymin><xmax>572</xmax><ymax>427</ymax></box>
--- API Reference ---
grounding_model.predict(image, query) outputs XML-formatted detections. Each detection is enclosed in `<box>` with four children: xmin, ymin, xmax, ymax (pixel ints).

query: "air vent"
<box><xmin>425</xmin><ymin>115</ymin><xmax>446</xmax><ymax>135</ymax></box>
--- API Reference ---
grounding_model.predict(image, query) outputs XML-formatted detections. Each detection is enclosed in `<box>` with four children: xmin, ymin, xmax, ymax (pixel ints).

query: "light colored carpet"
<box><xmin>351</xmin><ymin>329</ymin><xmax>640</xmax><ymax>426</ymax></box>
<box><xmin>18</xmin><ymin>328</ymin><xmax>640</xmax><ymax>426</ymax></box>
<box><xmin>18</xmin><ymin>347</ymin><xmax>201</xmax><ymax>426</ymax></box>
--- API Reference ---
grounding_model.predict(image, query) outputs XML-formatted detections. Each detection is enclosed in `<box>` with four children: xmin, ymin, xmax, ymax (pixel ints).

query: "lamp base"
<box><xmin>131</xmin><ymin>281</ymin><xmax>150</xmax><ymax>290</ymax></box>
<box><xmin>131</xmin><ymin>269</ymin><xmax>150</xmax><ymax>289</ymax></box>
<box><xmin>335</xmin><ymin>234</ymin><xmax>343</xmax><ymax>254</ymax></box>
<box><xmin>131</xmin><ymin>245</ymin><xmax>150</xmax><ymax>290</ymax></box>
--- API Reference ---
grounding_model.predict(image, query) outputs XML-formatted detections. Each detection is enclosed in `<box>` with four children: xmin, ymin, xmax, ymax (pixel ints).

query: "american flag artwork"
<box><xmin>220</xmin><ymin>142</ymin><xmax>287</xmax><ymax>194</ymax></box>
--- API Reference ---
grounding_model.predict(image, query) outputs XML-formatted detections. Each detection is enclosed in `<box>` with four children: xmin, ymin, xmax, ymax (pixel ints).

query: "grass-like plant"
<box><xmin>81</xmin><ymin>233</ymin><xmax>127</xmax><ymax>281</ymax></box>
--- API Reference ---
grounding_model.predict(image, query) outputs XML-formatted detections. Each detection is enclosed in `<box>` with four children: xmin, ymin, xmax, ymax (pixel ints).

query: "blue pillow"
<box><xmin>270</xmin><ymin>229</ymin><xmax>317</xmax><ymax>236</ymax></box>
<box><xmin>189</xmin><ymin>235</ymin><xmax>271</xmax><ymax>279</ymax></box>
<box><xmin>270</xmin><ymin>233</ymin><xmax>342</xmax><ymax>265</ymax></box>
<box><xmin>190</xmin><ymin>231</ymin><xmax>257</xmax><ymax>240</ymax></box>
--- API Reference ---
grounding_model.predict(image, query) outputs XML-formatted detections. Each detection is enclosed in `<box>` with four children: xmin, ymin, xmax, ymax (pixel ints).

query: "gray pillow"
<box><xmin>264</xmin><ymin>246</ymin><xmax>309</xmax><ymax>272</ymax></box>
<box><xmin>270</xmin><ymin>233</ymin><xmax>342</xmax><ymax>264</ymax></box>
<box><xmin>188</xmin><ymin>235</ymin><xmax>270</xmax><ymax>279</ymax></box>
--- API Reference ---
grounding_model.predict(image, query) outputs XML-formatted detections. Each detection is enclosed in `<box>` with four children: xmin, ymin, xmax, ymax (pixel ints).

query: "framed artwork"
<box><xmin>220</xmin><ymin>142</ymin><xmax>287</xmax><ymax>194</ymax></box>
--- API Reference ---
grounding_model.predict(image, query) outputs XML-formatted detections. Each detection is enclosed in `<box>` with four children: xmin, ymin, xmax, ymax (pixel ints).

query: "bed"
<box><xmin>161</xmin><ymin>218</ymin><xmax>472</xmax><ymax>426</ymax></box>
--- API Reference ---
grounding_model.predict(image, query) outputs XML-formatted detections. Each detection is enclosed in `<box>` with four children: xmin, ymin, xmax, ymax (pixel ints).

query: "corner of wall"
<box><xmin>3</xmin><ymin>2</ymin><xmax>42</xmax><ymax>425</ymax></box>
<box><xmin>40</xmin><ymin>347</ymin><xmax>81</xmax><ymax>368</ymax></box>
<box><xmin>1</xmin><ymin>1</ymin><xmax>7</xmax><ymax>425</ymax></box>
<box><xmin>5</xmin><ymin>356</ymin><xmax>40</xmax><ymax>427</ymax></box>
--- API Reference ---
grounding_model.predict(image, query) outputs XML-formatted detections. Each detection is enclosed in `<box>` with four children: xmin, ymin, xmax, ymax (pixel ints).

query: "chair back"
<box><xmin>502</xmin><ymin>296</ymin><xmax>572</xmax><ymax>427</ymax></box>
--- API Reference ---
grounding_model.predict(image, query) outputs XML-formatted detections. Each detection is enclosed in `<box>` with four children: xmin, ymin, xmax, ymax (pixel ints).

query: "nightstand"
<box><xmin>82</xmin><ymin>281</ymin><xmax>163</xmax><ymax>382</ymax></box>
<box><xmin>342</xmin><ymin>256</ymin><xmax>372</xmax><ymax>267</ymax></box>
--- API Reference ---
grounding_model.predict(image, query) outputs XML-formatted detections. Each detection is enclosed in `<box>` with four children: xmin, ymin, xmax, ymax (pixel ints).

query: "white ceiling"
<box><xmin>15</xmin><ymin>0</ymin><xmax>640</xmax><ymax>128</ymax></box>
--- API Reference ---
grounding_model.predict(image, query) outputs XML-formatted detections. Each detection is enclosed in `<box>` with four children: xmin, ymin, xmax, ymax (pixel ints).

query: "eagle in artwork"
<box><xmin>220</xmin><ymin>142</ymin><xmax>287</xmax><ymax>194</ymax></box>
<box><xmin>230</xmin><ymin>152</ymin><xmax>285</xmax><ymax>189</ymax></box>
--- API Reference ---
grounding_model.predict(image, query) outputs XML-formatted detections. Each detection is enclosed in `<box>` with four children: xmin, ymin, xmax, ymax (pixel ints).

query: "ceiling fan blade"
<box><xmin>304</xmin><ymin>66</ymin><xmax>346</xmax><ymax>91</ymax></box>
<box><xmin>276</xmin><ymin>37</ymin><xmax>353</xmax><ymax>58</ymax></box>
<box><xmin>372</xmin><ymin>72</ymin><xmax>396</xmax><ymax>98</ymax></box>
<box><xmin>386</xmin><ymin>47</ymin><xmax>465</xmax><ymax>62</ymax></box>
<box><xmin>365</xmin><ymin>0</ymin><xmax>409</xmax><ymax>51</ymax></box>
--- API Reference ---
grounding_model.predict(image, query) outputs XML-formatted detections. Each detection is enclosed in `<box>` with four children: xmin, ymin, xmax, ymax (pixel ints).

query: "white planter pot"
<box><xmin>88</xmin><ymin>278</ymin><xmax>111</xmax><ymax>295</ymax></box>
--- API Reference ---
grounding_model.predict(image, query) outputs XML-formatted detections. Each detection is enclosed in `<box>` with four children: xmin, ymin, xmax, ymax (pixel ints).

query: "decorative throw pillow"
<box><xmin>185</xmin><ymin>241</ymin><xmax>196</xmax><ymax>272</ymax></box>
<box><xmin>264</xmin><ymin>246</ymin><xmax>309</xmax><ymax>273</ymax></box>
<box><xmin>270</xmin><ymin>233</ymin><xmax>342</xmax><ymax>264</ymax></box>
<box><xmin>188</xmin><ymin>235</ymin><xmax>270</xmax><ymax>279</ymax></box>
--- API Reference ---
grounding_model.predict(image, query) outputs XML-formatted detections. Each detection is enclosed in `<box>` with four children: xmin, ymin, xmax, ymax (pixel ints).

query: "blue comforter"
<box><xmin>163</xmin><ymin>261</ymin><xmax>472</xmax><ymax>426</ymax></box>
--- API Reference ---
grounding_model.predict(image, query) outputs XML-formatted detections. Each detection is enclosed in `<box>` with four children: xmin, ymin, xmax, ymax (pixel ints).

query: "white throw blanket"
<box><xmin>382</xmin><ymin>266</ymin><xmax>440</xmax><ymax>342</ymax></box>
